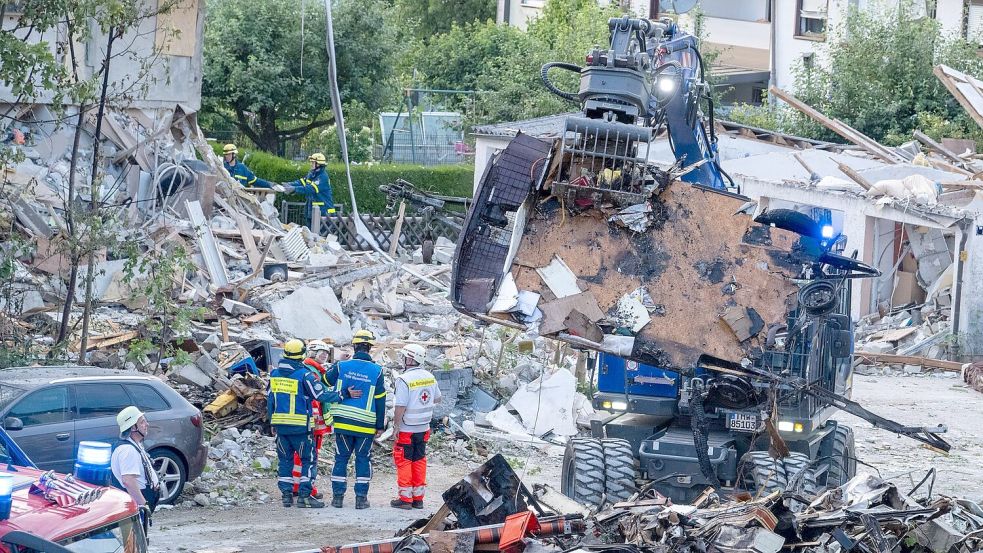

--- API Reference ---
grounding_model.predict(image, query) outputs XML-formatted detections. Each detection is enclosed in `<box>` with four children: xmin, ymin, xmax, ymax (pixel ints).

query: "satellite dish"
<box><xmin>665</xmin><ymin>0</ymin><xmax>699</xmax><ymax>14</ymax></box>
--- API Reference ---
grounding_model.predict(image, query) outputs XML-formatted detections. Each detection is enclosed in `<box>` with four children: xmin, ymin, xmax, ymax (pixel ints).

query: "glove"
<box><xmin>280</xmin><ymin>184</ymin><xmax>295</xmax><ymax>194</ymax></box>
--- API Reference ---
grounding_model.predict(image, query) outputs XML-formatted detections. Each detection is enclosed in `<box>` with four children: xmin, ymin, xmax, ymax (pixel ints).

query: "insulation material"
<box><xmin>864</xmin><ymin>174</ymin><xmax>939</xmax><ymax>205</ymax></box>
<box><xmin>507</xmin><ymin>368</ymin><xmax>580</xmax><ymax>436</ymax></box>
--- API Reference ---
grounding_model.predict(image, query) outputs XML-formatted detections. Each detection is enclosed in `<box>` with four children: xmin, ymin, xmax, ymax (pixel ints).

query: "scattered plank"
<box><xmin>853</xmin><ymin>352</ymin><xmax>965</xmax><ymax>372</ymax></box>
<box><xmin>770</xmin><ymin>86</ymin><xmax>901</xmax><ymax>164</ymax></box>
<box><xmin>242</xmin><ymin>312</ymin><xmax>272</xmax><ymax>324</ymax></box>
<box><xmin>388</xmin><ymin>200</ymin><xmax>407</xmax><ymax>257</ymax></box>
<box><xmin>935</xmin><ymin>64</ymin><xmax>983</xmax><ymax>130</ymax></box>
<box><xmin>836</xmin><ymin>162</ymin><xmax>874</xmax><ymax>190</ymax></box>
<box><xmin>220</xmin><ymin>319</ymin><xmax>230</xmax><ymax>342</ymax></box>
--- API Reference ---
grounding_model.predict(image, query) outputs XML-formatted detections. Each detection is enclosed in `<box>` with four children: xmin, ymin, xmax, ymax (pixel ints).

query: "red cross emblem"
<box><xmin>420</xmin><ymin>391</ymin><xmax>430</xmax><ymax>403</ymax></box>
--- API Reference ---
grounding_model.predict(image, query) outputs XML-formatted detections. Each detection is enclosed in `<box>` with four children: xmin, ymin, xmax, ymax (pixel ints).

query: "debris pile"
<box><xmin>314</xmin><ymin>455</ymin><xmax>983</xmax><ymax>553</ymax></box>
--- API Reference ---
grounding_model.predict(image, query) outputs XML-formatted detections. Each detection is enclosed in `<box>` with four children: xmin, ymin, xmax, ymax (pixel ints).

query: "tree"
<box><xmin>729</xmin><ymin>5</ymin><xmax>983</xmax><ymax>145</ymax></box>
<box><xmin>395</xmin><ymin>0</ymin><xmax>496</xmax><ymax>41</ymax></box>
<box><xmin>202</xmin><ymin>0</ymin><xmax>398</xmax><ymax>154</ymax></box>
<box><xmin>0</xmin><ymin>0</ymin><xmax>181</xmax><ymax>362</ymax></box>
<box><xmin>406</xmin><ymin>0</ymin><xmax>618</xmax><ymax>125</ymax></box>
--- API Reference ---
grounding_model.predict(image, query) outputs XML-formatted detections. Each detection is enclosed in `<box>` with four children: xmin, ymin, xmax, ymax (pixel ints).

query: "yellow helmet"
<box><xmin>351</xmin><ymin>329</ymin><xmax>375</xmax><ymax>346</ymax></box>
<box><xmin>223</xmin><ymin>144</ymin><xmax>238</xmax><ymax>155</ymax></box>
<box><xmin>308</xmin><ymin>153</ymin><xmax>327</xmax><ymax>165</ymax></box>
<box><xmin>283</xmin><ymin>338</ymin><xmax>307</xmax><ymax>359</ymax></box>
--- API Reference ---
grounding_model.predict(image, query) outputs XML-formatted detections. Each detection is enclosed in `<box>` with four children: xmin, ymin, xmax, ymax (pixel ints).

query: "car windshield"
<box><xmin>0</xmin><ymin>383</ymin><xmax>26</xmax><ymax>411</ymax></box>
<box><xmin>61</xmin><ymin>516</ymin><xmax>148</xmax><ymax>553</ymax></box>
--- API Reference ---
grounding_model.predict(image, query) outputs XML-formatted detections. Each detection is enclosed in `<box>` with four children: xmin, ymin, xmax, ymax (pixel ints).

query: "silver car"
<box><xmin>0</xmin><ymin>367</ymin><xmax>208</xmax><ymax>504</ymax></box>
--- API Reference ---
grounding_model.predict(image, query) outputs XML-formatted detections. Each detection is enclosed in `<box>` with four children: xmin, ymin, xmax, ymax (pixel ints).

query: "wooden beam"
<box><xmin>935</xmin><ymin>65</ymin><xmax>983</xmax><ymax>130</ymax></box>
<box><xmin>388</xmin><ymin>200</ymin><xmax>406</xmax><ymax>257</ymax></box>
<box><xmin>913</xmin><ymin>130</ymin><xmax>964</xmax><ymax>163</ymax></box>
<box><xmin>769</xmin><ymin>86</ymin><xmax>901</xmax><ymax>164</ymax></box>
<box><xmin>836</xmin><ymin>162</ymin><xmax>873</xmax><ymax>190</ymax></box>
<box><xmin>853</xmin><ymin>352</ymin><xmax>965</xmax><ymax>372</ymax></box>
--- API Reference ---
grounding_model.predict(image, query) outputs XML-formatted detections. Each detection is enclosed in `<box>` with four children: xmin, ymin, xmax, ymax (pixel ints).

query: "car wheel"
<box><xmin>151</xmin><ymin>449</ymin><xmax>187</xmax><ymax>505</ymax></box>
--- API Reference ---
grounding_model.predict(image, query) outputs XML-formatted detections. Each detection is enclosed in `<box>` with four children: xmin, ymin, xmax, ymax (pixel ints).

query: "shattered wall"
<box><xmin>0</xmin><ymin>0</ymin><xmax>205</xmax><ymax>111</ymax></box>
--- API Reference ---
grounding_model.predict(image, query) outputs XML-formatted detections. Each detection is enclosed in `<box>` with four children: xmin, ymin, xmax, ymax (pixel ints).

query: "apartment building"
<box><xmin>498</xmin><ymin>0</ymin><xmax>975</xmax><ymax>105</ymax></box>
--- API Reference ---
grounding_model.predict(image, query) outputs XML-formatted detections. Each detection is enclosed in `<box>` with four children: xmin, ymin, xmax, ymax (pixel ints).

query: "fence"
<box><xmin>280</xmin><ymin>201</ymin><xmax>461</xmax><ymax>251</ymax></box>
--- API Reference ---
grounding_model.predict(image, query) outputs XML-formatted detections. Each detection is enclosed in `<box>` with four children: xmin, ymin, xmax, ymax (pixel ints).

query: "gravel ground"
<box><xmin>150</xmin><ymin>372</ymin><xmax>983</xmax><ymax>552</ymax></box>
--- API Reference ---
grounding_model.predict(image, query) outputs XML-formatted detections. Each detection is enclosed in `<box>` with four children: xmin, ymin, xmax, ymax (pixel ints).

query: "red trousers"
<box><xmin>393</xmin><ymin>430</ymin><xmax>429</xmax><ymax>503</ymax></box>
<box><xmin>293</xmin><ymin>432</ymin><xmax>326</xmax><ymax>494</ymax></box>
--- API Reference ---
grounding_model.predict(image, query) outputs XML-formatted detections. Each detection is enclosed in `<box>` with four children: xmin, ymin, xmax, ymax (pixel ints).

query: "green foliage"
<box><xmin>729</xmin><ymin>6</ymin><xmax>983</xmax><ymax>147</ymax></box>
<box><xmin>406</xmin><ymin>0</ymin><xmax>619</xmax><ymax>126</ymax></box>
<box><xmin>202</xmin><ymin>0</ymin><xmax>398</xmax><ymax>152</ymax></box>
<box><xmin>240</xmin><ymin>150</ymin><xmax>474</xmax><ymax>212</ymax></box>
<box><xmin>395</xmin><ymin>0</ymin><xmax>496</xmax><ymax>41</ymax></box>
<box><xmin>302</xmin><ymin>125</ymin><xmax>374</xmax><ymax>164</ymax></box>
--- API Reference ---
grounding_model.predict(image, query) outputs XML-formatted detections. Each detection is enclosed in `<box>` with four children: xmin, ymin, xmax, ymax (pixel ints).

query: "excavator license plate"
<box><xmin>727</xmin><ymin>413</ymin><xmax>760</xmax><ymax>433</ymax></box>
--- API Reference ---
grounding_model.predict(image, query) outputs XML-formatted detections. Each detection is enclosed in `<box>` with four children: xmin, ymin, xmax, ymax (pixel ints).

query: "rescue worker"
<box><xmin>322</xmin><ymin>329</ymin><xmax>386</xmax><ymax>509</ymax></box>
<box><xmin>290</xmin><ymin>340</ymin><xmax>334</xmax><ymax>499</ymax></box>
<box><xmin>268</xmin><ymin>339</ymin><xmax>361</xmax><ymax>508</ymax></box>
<box><xmin>222</xmin><ymin>144</ymin><xmax>273</xmax><ymax>189</ymax></box>
<box><xmin>111</xmin><ymin>406</ymin><xmax>162</xmax><ymax>513</ymax></box>
<box><xmin>281</xmin><ymin>153</ymin><xmax>336</xmax><ymax>224</ymax></box>
<box><xmin>390</xmin><ymin>344</ymin><xmax>441</xmax><ymax>510</ymax></box>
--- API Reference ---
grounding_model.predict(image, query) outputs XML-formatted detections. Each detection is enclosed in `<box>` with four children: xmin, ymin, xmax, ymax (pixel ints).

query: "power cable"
<box><xmin>321</xmin><ymin>0</ymin><xmax>447</xmax><ymax>292</ymax></box>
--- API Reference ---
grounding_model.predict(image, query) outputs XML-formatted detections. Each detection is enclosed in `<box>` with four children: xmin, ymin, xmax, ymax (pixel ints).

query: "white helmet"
<box><xmin>117</xmin><ymin>406</ymin><xmax>145</xmax><ymax>435</ymax></box>
<box><xmin>400</xmin><ymin>344</ymin><xmax>426</xmax><ymax>365</ymax></box>
<box><xmin>308</xmin><ymin>340</ymin><xmax>331</xmax><ymax>354</ymax></box>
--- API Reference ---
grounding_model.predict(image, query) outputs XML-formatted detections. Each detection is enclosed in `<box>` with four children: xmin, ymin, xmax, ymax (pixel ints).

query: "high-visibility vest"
<box><xmin>268</xmin><ymin>361</ymin><xmax>313</xmax><ymax>429</ymax></box>
<box><xmin>329</xmin><ymin>358</ymin><xmax>382</xmax><ymax>435</ymax></box>
<box><xmin>396</xmin><ymin>368</ymin><xmax>439</xmax><ymax>429</ymax></box>
<box><xmin>304</xmin><ymin>358</ymin><xmax>332</xmax><ymax>433</ymax></box>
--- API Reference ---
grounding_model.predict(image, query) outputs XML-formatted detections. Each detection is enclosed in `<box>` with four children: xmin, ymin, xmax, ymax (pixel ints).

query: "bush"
<box><xmin>215</xmin><ymin>147</ymin><xmax>474</xmax><ymax>213</ymax></box>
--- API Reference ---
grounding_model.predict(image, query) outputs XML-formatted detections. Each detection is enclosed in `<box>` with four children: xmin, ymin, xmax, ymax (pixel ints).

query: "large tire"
<box><xmin>561</xmin><ymin>438</ymin><xmax>606</xmax><ymax>508</ymax></box>
<box><xmin>739</xmin><ymin>451</ymin><xmax>787</xmax><ymax>496</ymax></box>
<box><xmin>601</xmin><ymin>439</ymin><xmax>638</xmax><ymax>504</ymax></box>
<box><xmin>825</xmin><ymin>424</ymin><xmax>856</xmax><ymax>488</ymax></box>
<box><xmin>782</xmin><ymin>452</ymin><xmax>819</xmax><ymax>509</ymax></box>
<box><xmin>150</xmin><ymin>448</ymin><xmax>187</xmax><ymax>505</ymax></box>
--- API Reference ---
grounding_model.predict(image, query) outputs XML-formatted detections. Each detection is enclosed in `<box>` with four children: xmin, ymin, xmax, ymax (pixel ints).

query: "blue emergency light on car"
<box><xmin>0</xmin><ymin>473</ymin><xmax>12</xmax><ymax>520</ymax></box>
<box><xmin>74</xmin><ymin>441</ymin><xmax>113</xmax><ymax>486</ymax></box>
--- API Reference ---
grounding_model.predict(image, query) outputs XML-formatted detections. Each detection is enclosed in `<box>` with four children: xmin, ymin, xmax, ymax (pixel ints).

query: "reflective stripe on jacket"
<box><xmin>267</xmin><ymin>358</ymin><xmax>340</xmax><ymax>434</ymax></box>
<box><xmin>223</xmin><ymin>160</ymin><xmax>272</xmax><ymax>189</ymax></box>
<box><xmin>327</xmin><ymin>357</ymin><xmax>384</xmax><ymax>435</ymax></box>
<box><xmin>288</xmin><ymin>166</ymin><xmax>335</xmax><ymax>216</ymax></box>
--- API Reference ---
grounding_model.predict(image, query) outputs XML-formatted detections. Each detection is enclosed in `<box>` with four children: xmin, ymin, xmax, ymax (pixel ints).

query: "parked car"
<box><xmin>0</xmin><ymin>367</ymin><xmax>208</xmax><ymax>504</ymax></box>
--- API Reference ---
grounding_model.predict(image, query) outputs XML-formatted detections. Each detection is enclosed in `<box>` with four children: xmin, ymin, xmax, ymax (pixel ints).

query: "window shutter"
<box><xmin>801</xmin><ymin>0</ymin><xmax>828</xmax><ymax>18</ymax></box>
<box><xmin>969</xmin><ymin>3</ymin><xmax>983</xmax><ymax>42</ymax></box>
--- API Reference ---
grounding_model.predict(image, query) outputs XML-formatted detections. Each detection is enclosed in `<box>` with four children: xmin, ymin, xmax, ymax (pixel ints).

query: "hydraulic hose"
<box><xmin>540</xmin><ymin>62</ymin><xmax>582</xmax><ymax>103</ymax></box>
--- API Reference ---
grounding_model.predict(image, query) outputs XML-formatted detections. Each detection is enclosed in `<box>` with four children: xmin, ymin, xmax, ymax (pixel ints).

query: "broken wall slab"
<box><xmin>270</xmin><ymin>285</ymin><xmax>353</xmax><ymax>342</ymax></box>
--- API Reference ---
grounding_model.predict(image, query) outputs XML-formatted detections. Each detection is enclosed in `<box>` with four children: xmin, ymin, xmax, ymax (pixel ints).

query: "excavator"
<box><xmin>449</xmin><ymin>15</ymin><xmax>950</xmax><ymax>507</ymax></box>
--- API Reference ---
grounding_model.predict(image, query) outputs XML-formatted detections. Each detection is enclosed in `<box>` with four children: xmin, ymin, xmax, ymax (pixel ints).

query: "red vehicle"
<box><xmin>0</xmin><ymin>429</ymin><xmax>147</xmax><ymax>552</ymax></box>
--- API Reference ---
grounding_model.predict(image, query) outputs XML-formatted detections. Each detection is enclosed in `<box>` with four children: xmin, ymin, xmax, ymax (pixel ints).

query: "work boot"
<box><xmin>390</xmin><ymin>499</ymin><xmax>412</xmax><ymax>510</ymax></box>
<box><xmin>296</xmin><ymin>495</ymin><xmax>325</xmax><ymax>508</ymax></box>
<box><xmin>311</xmin><ymin>490</ymin><xmax>324</xmax><ymax>500</ymax></box>
<box><xmin>412</xmin><ymin>500</ymin><xmax>424</xmax><ymax>509</ymax></box>
<box><xmin>355</xmin><ymin>496</ymin><xmax>370</xmax><ymax>510</ymax></box>
<box><xmin>281</xmin><ymin>494</ymin><xmax>293</xmax><ymax>507</ymax></box>
<box><xmin>331</xmin><ymin>495</ymin><xmax>344</xmax><ymax>508</ymax></box>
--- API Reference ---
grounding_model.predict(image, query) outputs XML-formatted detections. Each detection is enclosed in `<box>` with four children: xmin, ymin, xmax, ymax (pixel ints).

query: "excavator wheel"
<box><xmin>561</xmin><ymin>438</ymin><xmax>606</xmax><ymax>508</ymax></box>
<box><xmin>738</xmin><ymin>451</ymin><xmax>788</xmax><ymax>496</ymax></box>
<box><xmin>824</xmin><ymin>424</ymin><xmax>856</xmax><ymax>488</ymax></box>
<box><xmin>600</xmin><ymin>439</ymin><xmax>638</xmax><ymax>504</ymax></box>
<box><xmin>782</xmin><ymin>452</ymin><xmax>820</xmax><ymax>508</ymax></box>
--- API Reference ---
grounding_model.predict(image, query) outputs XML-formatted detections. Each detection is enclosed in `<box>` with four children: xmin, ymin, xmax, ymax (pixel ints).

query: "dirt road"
<box><xmin>150</xmin><ymin>373</ymin><xmax>983</xmax><ymax>552</ymax></box>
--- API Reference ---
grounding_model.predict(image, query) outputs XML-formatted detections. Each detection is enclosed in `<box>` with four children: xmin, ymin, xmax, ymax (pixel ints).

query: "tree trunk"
<box><xmin>56</xmin><ymin>105</ymin><xmax>86</xmax><ymax>346</ymax></box>
<box><xmin>78</xmin><ymin>28</ymin><xmax>116</xmax><ymax>361</ymax></box>
<box><xmin>257</xmin><ymin>107</ymin><xmax>280</xmax><ymax>154</ymax></box>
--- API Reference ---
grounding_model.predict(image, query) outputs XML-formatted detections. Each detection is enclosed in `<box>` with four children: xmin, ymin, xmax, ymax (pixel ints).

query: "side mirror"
<box><xmin>3</xmin><ymin>417</ymin><xmax>23</xmax><ymax>431</ymax></box>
